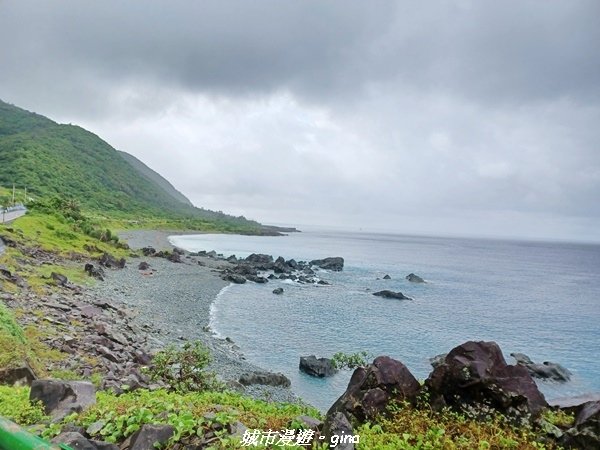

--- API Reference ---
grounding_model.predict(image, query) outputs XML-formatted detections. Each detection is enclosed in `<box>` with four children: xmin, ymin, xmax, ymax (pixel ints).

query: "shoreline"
<box><xmin>94</xmin><ymin>229</ymin><xmax>301</xmax><ymax>404</ymax></box>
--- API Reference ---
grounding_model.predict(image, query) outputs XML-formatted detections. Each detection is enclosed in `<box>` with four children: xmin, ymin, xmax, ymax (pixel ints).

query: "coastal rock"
<box><xmin>561</xmin><ymin>400</ymin><xmax>600</xmax><ymax>449</ymax></box>
<box><xmin>121</xmin><ymin>424</ymin><xmax>175</xmax><ymax>450</ymax></box>
<box><xmin>382</xmin><ymin>274</ymin><xmax>391</xmax><ymax>280</ymax></box>
<box><xmin>246</xmin><ymin>275</ymin><xmax>268</xmax><ymax>284</ymax></box>
<box><xmin>426</xmin><ymin>341</ymin><xmax>548</xmax><ymax>420</ymax></box>
<box><xmin>239</xmin><ymin>371</ymin><xmax>291</xmax><ymax>388</ymax></box>
<box><xmin>245</xmin><ymin>253</ymin><xmax>274</xmax><ymax>269</ymax></box>
<box><xmin>138</xmin><ymin>261</ymin><xmax>150</xmax><ymax>270</ymax></box>
<box><xmin>84</xmin><ymin>263</ymin><xmax>105</xmax><ymax>281</ymax></box>
<box><xmin>511</xmin><ymin>352</ymin><xmax>572</xmax><ymax>382</ymax></box>
<box><xmin>51</xmin><ymin>431</ymin><xmax>97</xmax><ymax>450</ymax></box>
<box><xmin>326</xmin><ymin>356</ymin><xmax>420</xmax><ymax>425</ymax></box>
<box><xmin>99</xmin><ymin>252</ymin><xmax>126</xmax><ymax>269</ymax></box>
<box><xmin>429</xmin><ymin>353</ymin><xmax>447</xmax><ymax>370</ymax></box>
<box><xmin>30</xmin><ymin>380</ymin><xmax>96</xmax><ymax>421</ymax></box>
<box><xmin>272</xmin><ymin>287</ymin><xmax>284</xmax><ymax>295</ymax></box>
<box><xmin>273</xmin><ymin>256</ymin><xmax>292</xmax><ymax>274</ymax></box>
<box><xmin>51</xmin><ymin>272</ymin><xmax>69</xmax><ymax>286</ymax></box>
<box><xmin>223</xmin><ymin>274</ymin><xmax>246</xmax><ymax>284</ymax></box>
<box><xmin>406</xmin><ymin>273</ymin><xmax>425</xmax><ymax>283</ymax></box>
<box><xmin>310</xmin><ymin>257</ymin><xmax>344</xmax><ymax>271</ymax></box>
<box><xmin>322</xmin><ymin>412</ymin><xmax>355</xmax><ymax>450</ymax></box>
<box><xmin>299</xmin><ymin>355</ymin><xmax>338</xmax><ymax>378</ymax></box>
<box><xmin>372</xmin><ymin>290</ymin><xmax>412</xmax><ymax>300</ymax></box>
<box><xmin>141</xmin><ymin>246</ymin><xmax>156</xmax><ymax>256</ymax></box>
<box><xmin>0</xmin><ymin>366</ymin><xmax>37</xmax><ymax>386</ymax></box>
<box><xmin>167</xmin><ymin>251</ymin><xmax>182</xmax><ymax>263</ymax></box>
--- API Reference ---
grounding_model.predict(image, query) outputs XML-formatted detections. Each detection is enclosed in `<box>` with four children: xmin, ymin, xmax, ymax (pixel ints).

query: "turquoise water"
<box><xmin>170</xmin><ymin>231</ymin><xmax>600</xmax><ymax>411</ymax></box>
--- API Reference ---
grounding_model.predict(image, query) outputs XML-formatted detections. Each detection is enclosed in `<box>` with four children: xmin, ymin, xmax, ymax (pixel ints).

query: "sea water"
<box><xmin>170</xmin><ymin>230</ymin><xmax>600</xmax><ymax>411</ymax></box>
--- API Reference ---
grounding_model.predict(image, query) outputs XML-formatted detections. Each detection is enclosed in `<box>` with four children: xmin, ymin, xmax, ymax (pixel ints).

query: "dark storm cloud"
<box><xmin>2</xmin><ymin>1</ymin><xmax>598</xmax><ymax>110</ymax></box>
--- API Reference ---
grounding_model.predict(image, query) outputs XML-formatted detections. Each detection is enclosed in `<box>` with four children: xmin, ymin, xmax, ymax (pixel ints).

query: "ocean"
<box><xmin>169</xmin><ymin>230</ymin><xmax>600</xmax><ymax>412</ymax></box>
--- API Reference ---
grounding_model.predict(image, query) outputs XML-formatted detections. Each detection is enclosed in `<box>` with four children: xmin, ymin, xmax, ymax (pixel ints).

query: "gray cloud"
<box><xmin>0</xmin><ymin>0</ymin><xmax>599</xmax><ymax>241</ymax></box>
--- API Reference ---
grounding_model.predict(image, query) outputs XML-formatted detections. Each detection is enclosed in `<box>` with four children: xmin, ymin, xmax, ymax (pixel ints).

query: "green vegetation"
<box><xmin>331</xmin><ymin>351</ymin><xmax>371</xmax><ymax>370</ymax></box>
<box><xmin>353</xmin><ymin>402</ymin><xmax>559</xmax><ymax>449</ymax></box>
<box><xmin>145</xmin><ymin>341</ymin><xmax>224</xmax><ymax>393</ymax></box>
<box><xmin>0</xmin><ymin>386</ymin><xmax>47</xmax><ymax>425</ymax></box>
<box><xmin>36</xmin><ymin>388</ymin><xmax>321</xmax><ymax>448</ymax></box>
<box><xmin>0</xmin><ymin>99</ymin><xmax>262</xmax><ymax>233</ymax></box>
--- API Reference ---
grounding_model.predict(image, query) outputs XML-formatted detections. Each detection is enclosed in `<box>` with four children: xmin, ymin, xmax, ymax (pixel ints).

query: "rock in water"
<box><xmin>406</xmin><ymin>273</ymin><xmax>425</xmax><ymax>283</ymax></box>
<box><xmin>299</xmin><ymin>355</ymin><xmax>338</xmax><ymax>377</ymax></box>
<box><xmin>382</xmin><ymin>274</ymin><xmax>391</xmax><ymax>280</ymax></box>
<box><xmin>372</xmin><ymin>290</ymin><xmax>412</xmax><ymax>300</ymax></box>
<box><xmin>272</xmin><ymin>287</ymin><xmax>284</xmax><ymax>295</ymax></box>
<box><xmin>510</xmin><ymin>352</ymin><xmax>572</xmax><ymax>382</ymax></box>
<box><xmin>426</xmin><ymin>341</ymin><xmax>548</xmax><ymax>420</ymax></box>
<box><xmin>310</xmin><ymin>257</ymin><xmax>344</xmax><ymax>271</ymax></box>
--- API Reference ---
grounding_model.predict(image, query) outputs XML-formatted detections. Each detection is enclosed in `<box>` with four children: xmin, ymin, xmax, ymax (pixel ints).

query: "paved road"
<box><xmin>1</xmin><ymin>209</ymin><xmax>26</xmax><ymax>224</ymax></box>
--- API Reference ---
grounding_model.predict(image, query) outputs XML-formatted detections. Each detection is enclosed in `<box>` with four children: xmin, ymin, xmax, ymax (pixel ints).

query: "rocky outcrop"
<box><xmin>84</xmin><ymin>263</ymin><xmax>105</xmax><ymax>281</ymax></box>
<box><xmin>0</xmin><ymin>366</ymin><xmax>37</xmax><ymax>386</ymax></box>
<box><xmin>511</xmin><ymin>352</ymin><xmax>572</xmax><ymax>382</ymax></box>
<box><xmin>426</xmin><ymin>341</ymin><xmax>548</xmax><ymax>421</ymax></box>
<box><xmin>299</xmin><ymin>355</ymin><xmax>338</xmax><ymax>378</ymax></box>
<box><xmin>382</xmin><ymin>274</ymin><xmax>391</xmax><ymax>280</ymax></box>
<box><xmin>406</xmin><ymin>273</ymin><xmax>425</xmax><ymax>283</ymax></box>
<box><xmin>310</xmin><ymin>257</ymin><xmax>344</xmax><ymax>271</ymax></box>
<box><xmin>138</xmin><ymin>261</ymin><xmax>150</xmax><ymax>270</ymax></box>
<box><xmin>272</xmin><ymin>287</ymin><xmax>284</xmax><ymax>295</ymax></box>
<box><xmin>560</xmin><ymin>400</ymin><xmax>600</xmax><ymax>449</ymax></box>
<box><xmin>372</xmin><ymin>290</ymin><xmax>412</xmax><ymax>300</ymax></box>
<box><xmin>239</xmin><ymin>371</ymin><xmax>291</xmax><ymax>388</ymax></box>
<box><xmin>30</xmin><ymin>380</ymin><xmax>96</xmax><ymax>421</ymax></box>
<box><xmin>326</xmin><ymin>356</ymin><xmax>420</xmax><ymax>425</ymax></box>
<box><xmin>98</xmin><ymin>252</ymin><xmax>126</xmax><ymax>269</ymax></box>
<box><xmin>121</xmin><ymin>424</ymin><xmax>175</xmax><ymax>450</ymax></box>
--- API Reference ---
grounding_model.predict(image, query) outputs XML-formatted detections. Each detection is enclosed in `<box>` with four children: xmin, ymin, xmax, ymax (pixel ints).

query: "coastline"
<box><xmin>93</xmin><ymin>229</ymin><xmax>301</xmax><ymax>404</ymax></box>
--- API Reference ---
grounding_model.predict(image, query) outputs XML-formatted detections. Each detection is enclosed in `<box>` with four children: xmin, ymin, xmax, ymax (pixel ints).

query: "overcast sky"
<box><xmin>1</xmin><ymin>1</ymin><xmax>599</xmax><ymax>242</ymax></box>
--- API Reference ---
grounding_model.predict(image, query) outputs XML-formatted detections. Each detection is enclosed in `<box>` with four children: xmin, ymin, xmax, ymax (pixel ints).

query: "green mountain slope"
<box><xmin>0</xmin><ymin>100</ymin><xmax>260</xmax><ymax>231</ymax></box>
<box><xmin>118</xmin><ymin>151</ymin><xmax>193</xmax><ymax>207</ymax></box>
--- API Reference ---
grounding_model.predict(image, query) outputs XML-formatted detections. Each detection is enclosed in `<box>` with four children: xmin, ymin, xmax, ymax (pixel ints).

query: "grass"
<box><xmin>0</xmin><ymin>386</ymin><xmax>47</xmax><ymax>425</ymax></box>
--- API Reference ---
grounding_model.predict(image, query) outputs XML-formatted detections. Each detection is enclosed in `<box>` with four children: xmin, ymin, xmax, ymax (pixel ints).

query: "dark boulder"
<box><xmin>30</xmin><ymin>380</ymin><xmax>96</xmax><ymax>421</ymax></box>
<box><xmin>99</xmin><ymin>252</ymin><xmax>125</xmax><ymax>269</ymax></box>
<box><xmin>273</xmin><ymin>256</ymin><xmax>292</xmax><ymax>274</ymax></box>
<box><xmin>299</xmin><ymin>355</ymin><xmax>338</xmax><ymax>378</ymax></box>
<box><xmin>310</xmin><ymin>257</ymin><xmax>344</xmax><ymax>271</ymax></box>
<box><xmin>406</xmin><ymin>273</ymin><xmax>425</xmax><ymax>283</ymax></box>
<box><xmin>272</xmin><ymin>287</ymin><xmax>284</xmax><ymax>295</ymax></box>
<box><xmin>224</xmin><ymin>274</ymin><xmax>246</xmax><ymax>284</ymax></box>
<box><xmin>0</xmin><ymin>366</ymin><xmax>37</xmax><ymax>386</ymax></box>
<box><xmin>141</xmin><ymin>246</ymin><xmax>156</xmax><ymax>256</ymax></box>
<box><xmin>121</xmin><ymin>424</ymin><xmax>175</xmax><ymax>450</ymax></box>
<box><xmin>429</xmin><ymin>353</ymin><xmax>447</xmax><ymax>370</ymax></box>
<box><xmin>322</xmin><ymin>412</ymin><xmax>355</xmax><ymax>450</ymax></box>
<box><xmin>51</xmin><ymin>272</ymin><xmax>68</xmax><ymax>286</ymax></box>
<box><xmin>84</xmin><ymin>263</ymin><xmax>105</xmax><ymax>281</ymax></box>
<box><xmin>239</xmin><ymin>371</ymin><xmax>291</xmax><ymax>388</ymax></box>
<box><xmin>511</xmin><ymin>353</ymin><xmax>572</xmax><ymax>382</ymax></box>
<box><xmin>426</xmin><ymin>341</ymin><xmax>548</xmax><ymax>420</ymax></box>
<box><xmin>167</xmin><ymin>251</ymin><xmax>182</xmax><ymax>263</ymax></box>
<box><xmin>560</xmin><ymin>400</ymin><xmax>600</xmax><ymax>449</ymax></box>
<box><xmin>372</xmin><ymin>290</ymin><xmax>412</xmax><ymax>300</ymax></box>
<box><xmin>326</xmin><ymin>356</ymin><xmax>420</xmax><ymax>425</ymax></box>
<box><xmin>138</xmin><ymin>261</ymin><xmax>150</xmax><ymax>270</ymax></box>
<box><xmin>382</xmin><ymin>274</ymin><xmax>391</xmax><ymax>280</ymax></box>
<box><xmin>247</xmin><ymin>275</ymin><xmax>268</xmax><ymax>284</ymax></box>
<box><xmin>51</xmin><ymin>431</ymin><xmax>97</xmax><ymax>450</ymax></box>
<box><xmin>245</xmin><ymin>253</ymin><xmax>274</xmax><ymax>269</ymax></box>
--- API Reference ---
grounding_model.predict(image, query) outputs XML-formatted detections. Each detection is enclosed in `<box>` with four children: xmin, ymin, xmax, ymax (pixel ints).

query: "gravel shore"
<box><xmin>92</xmin><ymin>229</ymin><xmax>301</xmax><ymax>404</ymax></box>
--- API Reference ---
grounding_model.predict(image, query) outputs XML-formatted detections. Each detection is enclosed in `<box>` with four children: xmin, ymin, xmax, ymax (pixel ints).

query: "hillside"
<box><xmin>0</xmin><ymin>100</ymin><xmax>260</xmax><ymax>231</ymax></box>
<box><xmin>118</xmin><ymin>151</ymin><xmax>193</xmax><ymax>207</ymax></box>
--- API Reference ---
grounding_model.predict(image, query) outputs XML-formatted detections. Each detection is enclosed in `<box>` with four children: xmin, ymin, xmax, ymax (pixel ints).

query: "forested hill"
<box><xmin>0</xmin><ymin>99</ymin><xmax>261</xmax><ymax>231</ymax></box>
